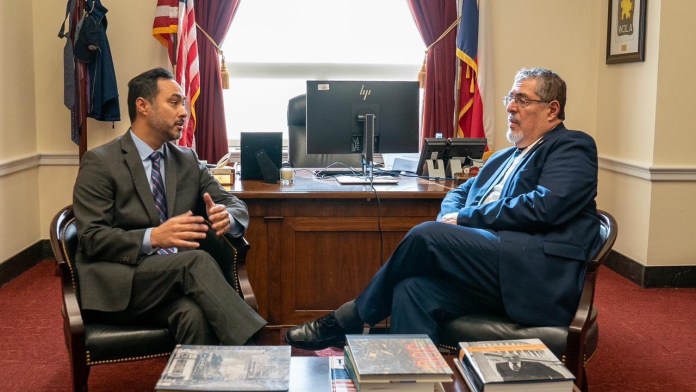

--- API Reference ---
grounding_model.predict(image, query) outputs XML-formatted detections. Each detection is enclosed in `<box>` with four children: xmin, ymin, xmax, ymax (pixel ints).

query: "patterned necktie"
<box><xmin>149</xmin><ymin>151</ymin><xmax>174</xmax><ymax>255</ymax></box>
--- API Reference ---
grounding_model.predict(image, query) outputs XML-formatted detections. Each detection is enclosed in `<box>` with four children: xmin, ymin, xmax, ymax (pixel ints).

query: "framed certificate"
<box><xmin>606</xmin><ymin>0</ymin><xmax>647</xmax><ymax>64</ymax></box>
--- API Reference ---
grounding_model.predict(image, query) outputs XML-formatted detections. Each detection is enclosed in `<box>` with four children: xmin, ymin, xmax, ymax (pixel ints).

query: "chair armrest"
<box><xmin>58</xmin><ymin>261</ymin><xmax>87</xmax><ymax>359</ymax></box>
<box><xmin>222</xmin><ymin>234</ymin><xmax>258</xmax><ymax>312</ymax></box>
<box><xmin>565</xmin><ymin>269</ymin><xmax>597</xmax><ymax>380</ymax></box>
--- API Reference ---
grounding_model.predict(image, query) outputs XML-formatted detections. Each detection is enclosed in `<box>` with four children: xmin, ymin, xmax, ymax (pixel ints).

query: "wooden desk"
<box><xmin>228</xmin><ymin>172</ymin><xmax>454</xmax><ymax>325</ymax></box>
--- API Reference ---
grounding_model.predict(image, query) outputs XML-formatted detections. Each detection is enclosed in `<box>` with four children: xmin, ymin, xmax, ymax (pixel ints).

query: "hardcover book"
<box><xmin>335</xmin><ymin>355</ymin><xmax>444</xmax><ymax>392</ymax></box>
<box><xmin>344</xmin><ymin>334</ymin><xmax>453</xmax><ymax>384</ymax></box>
<box><xmin>155</xmin><ymin>345</ymin><xmax>291</xmax><ymax>392</ymax></box>
<box><xmin>330</xmin><ymin>356</ymin><xmax>357</xmax><ymax>392</ymax></box>
<box><xmin>457</xmin><ymin>338</ymin><xmax>575</xmax><ymax>392</ymax></box>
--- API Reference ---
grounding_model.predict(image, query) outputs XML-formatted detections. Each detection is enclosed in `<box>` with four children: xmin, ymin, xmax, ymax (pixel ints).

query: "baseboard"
<box><xmin>0</xmin><ymin>240</ymin><xmax>54</xmax><ymax>287</ymax></box>
<box><xmin>605</xmin><ymin>250</ymin><xmax>696</xmax><ymax>288</ymax></box>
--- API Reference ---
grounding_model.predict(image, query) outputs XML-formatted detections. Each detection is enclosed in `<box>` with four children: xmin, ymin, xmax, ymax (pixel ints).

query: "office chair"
<box><xmin>49</xmin><ymin>205</ymin><xmax>258</xmax><ymax>392</ymax></box>
<box><xmin>287</xmin><ymin>93</ymin><xmax>362</xmax><ymax>169</ymax></box>
<box><xmin>438</xmin><ymin>210</ymin><xmax>617</xmax><ymax>392</ymax></box>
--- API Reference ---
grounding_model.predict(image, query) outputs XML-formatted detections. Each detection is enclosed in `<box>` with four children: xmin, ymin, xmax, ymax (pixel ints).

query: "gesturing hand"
<box><xmin>150</xmin><ymin>211</ymin><xmax>209</xmax><ymax>249</ymax></box>
<box><xmin>204</xmin><ymin>192</ymin><xmax>230</xmax><ymax>236</ymax></box>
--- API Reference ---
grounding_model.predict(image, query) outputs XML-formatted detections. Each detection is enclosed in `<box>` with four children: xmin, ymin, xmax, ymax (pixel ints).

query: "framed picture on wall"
<box><xmin>606</xmin><ymin>0</ymin><xmax>647</xmax><ymax>64</ymax></box>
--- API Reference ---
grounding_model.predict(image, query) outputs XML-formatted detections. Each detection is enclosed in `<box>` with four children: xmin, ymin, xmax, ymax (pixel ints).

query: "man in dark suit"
<box><xmin>286</xmin><ymin>67</ymin><xmax>603</xmax><ymax>350</ymax></box>
<box><xmin>73</xmin><ymin>67</ymin><xmax>266</xmax><ymax>345</ymax></box>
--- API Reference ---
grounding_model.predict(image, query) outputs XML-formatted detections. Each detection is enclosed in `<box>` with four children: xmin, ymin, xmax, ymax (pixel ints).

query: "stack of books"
<box><xmin>155</xmin><ymin>345</ymin><xmax>291</xmax><ymax>391</ymax></box>
<box><xmin>453</xmin><ymin>338</ymin><xmax>575</xmax><ymax>392</ymax></box>
<box><xmin>343</xmin><ymin>334</ymin><xmax>453</xmax><ymax>391</ymax></box>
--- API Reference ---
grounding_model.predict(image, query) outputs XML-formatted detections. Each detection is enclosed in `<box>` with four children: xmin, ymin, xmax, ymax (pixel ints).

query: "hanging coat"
<box><xmin>74</xmin><ymin>0</ymin><xmax>120</xmax><ymax>122</ymax></box>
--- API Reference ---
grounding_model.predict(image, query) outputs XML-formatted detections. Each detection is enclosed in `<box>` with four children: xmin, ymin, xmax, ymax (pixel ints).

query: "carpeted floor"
<box><xmin>0</xmin><ymin>260</ymin><xmax>694</xmax><ymax>391</ymax></box>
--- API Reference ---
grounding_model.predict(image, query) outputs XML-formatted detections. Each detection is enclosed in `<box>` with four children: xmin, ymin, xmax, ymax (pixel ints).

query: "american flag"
<box><xmin>152</xmin><ymin>0</ymin><xmax>201</xmax><ymax>148</ymax></box>
<box><xmin>456</xmin><ymin>0</ymin><xmax>494</xmax><ymax>143</ymax></box>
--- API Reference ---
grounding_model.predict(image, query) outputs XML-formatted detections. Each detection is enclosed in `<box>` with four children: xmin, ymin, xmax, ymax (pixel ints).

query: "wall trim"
<box><xmin>605</xmin><ymin>250</ymin><xmax>696</xmax><ymax>288</ymax></box>
<box><xmin>3</xmin><ymin>153</ymin><xmax>695</xmax><ymax>181</ymax></box>
<box><xmin>0</xmin><ymin>152</ymin><xmax>78</xmax><ymax>177</ymax></box>
<box><xmin>0</xmin><ymin>153</ymin><xmax>41</xmax><ymax>177</ymax></box>
<box><xmin>0</xmin><ymin>240</ymin><xmax>52</xmax><ymax>287</ymax></box>
<box><xmin>40</xmin><ymin>152</ymin><xmax>80</xmax><ymax>166</ymax></box>
<box><xmin>599</xmin><ymin>155</ymin><xmax>696</xmax><ymax>182</ymax></box>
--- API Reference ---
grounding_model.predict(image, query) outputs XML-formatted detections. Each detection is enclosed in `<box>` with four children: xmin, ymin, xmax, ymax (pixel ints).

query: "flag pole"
<box><xmin>453</xmin><ymin>57</ymin><xmax>461</xmax><ymax>136</ymax></box>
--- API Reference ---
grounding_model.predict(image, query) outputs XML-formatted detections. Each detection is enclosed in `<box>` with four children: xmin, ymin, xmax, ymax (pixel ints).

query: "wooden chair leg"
<box><xmin>71</xmin><ymin>359</ymin><xmax>90</xmax><ymax>392</ymax></box>
<box><xmin>580</xmin><ymin>368</ymin><xmax>589</xmax><ymax>392</ymax></box>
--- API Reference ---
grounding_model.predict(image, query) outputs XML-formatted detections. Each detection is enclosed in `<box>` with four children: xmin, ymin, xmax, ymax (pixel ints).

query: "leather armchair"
<box><xmin>287</xmin><ymin>93</ymin><xmax>362</xmax><ymax>169</ymax></box>
<box><xmin>49</xmin><ymin>205</ymin><xmax>258</xmax><ymax>392</ymax></box>
<box><xmin>438</xmin><ymin>210</ymin><xmax>617</xmax><ymax>392</ymax></box>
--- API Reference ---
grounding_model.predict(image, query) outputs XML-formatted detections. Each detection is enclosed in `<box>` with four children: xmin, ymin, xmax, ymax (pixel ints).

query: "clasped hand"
<box><xmin>150</xmin><ymin>193</ymin><xmax>231</xmax><ymax>249</ymax></box>
<box><xmin>438</xmin><ymin>212</ymin><xmax>458</xmax><ymax>225</ymax></box>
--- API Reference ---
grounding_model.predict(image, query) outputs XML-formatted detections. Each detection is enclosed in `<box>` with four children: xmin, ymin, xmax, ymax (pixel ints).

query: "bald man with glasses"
<box><xmin>286</xmin><ymin>67</ymin><xmax>603</xmax><ymax>351</ymax></box>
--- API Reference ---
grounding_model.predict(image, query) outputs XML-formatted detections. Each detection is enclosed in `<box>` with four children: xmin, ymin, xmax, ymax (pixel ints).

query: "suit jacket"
<box><xmin>438</xmin><ymin>124</ymin><xmax>602</xmax><ymax>326</ymax></box>
<box><xmin>73</xmin><ymin>131</ymin><xmax>249</xmax><ymax>312</ymax></box>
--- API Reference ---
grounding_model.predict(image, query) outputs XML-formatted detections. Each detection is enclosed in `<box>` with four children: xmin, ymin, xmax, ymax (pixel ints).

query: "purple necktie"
<box><xmin>149</xmin><ymin>151</ymin><xmax>174</xmax><ymax>255</ymax></box>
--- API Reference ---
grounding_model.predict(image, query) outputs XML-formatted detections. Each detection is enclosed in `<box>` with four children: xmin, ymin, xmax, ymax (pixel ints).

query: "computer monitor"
<box><xmin>305</xmin><ymin>81</ymin><xmax>420</xmax><ymax>162</ymax></box>
<box><xmin>240</xmin><ymin>132</ymin><xmax>283</xmax><ymax>182</ymax></box>
<box><xmin>416</xmin><ymin>137</ymin><xmax>487</xmax><ymax>178</ymax></box>
<box><xmin>287</xmin><ymin>93</ymin><xmax>363</xmax><ymax>169</ymax></box>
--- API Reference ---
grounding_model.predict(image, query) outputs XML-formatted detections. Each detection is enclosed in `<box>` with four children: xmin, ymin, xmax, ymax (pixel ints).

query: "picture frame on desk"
<box><xmin>606</xmin><ymin>0</ymin><xmax>647</xmax><ymax>64</ymax></box>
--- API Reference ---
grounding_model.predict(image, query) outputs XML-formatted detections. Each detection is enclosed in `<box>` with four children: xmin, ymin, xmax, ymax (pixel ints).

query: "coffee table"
<box><xmin>289</xmin><ymin>357</ymin><xmax>330</xmax><ymax>391</ymax></box>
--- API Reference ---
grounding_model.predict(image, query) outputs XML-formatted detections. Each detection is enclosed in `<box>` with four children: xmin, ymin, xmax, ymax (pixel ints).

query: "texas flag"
<box><xmin>456</xmin><ymin>0</ymin><xmax>494</xmax><ymax>144</ymax></box>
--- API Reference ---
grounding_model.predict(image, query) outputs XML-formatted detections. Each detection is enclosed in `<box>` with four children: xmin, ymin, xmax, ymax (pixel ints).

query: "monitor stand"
<box><xmin>335</xmin><ymin>113</ymin><xmax>398</xmax><ymax>185</ymax></box>
<box><xmin>423</xmin><ymin>159</ymin><xmax>446</xmax><ymax>179</ymax></box>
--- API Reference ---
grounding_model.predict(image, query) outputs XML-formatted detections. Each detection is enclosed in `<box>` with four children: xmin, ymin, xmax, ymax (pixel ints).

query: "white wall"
<box><xmin>1</xmin><ymin>0</ymin><xmax>694</xmax><ymax>269</ymax></box>
<box><xmin>0</xmin><ymin>0</ymin><xmax>40</xmax><ymax>260</ymax></box>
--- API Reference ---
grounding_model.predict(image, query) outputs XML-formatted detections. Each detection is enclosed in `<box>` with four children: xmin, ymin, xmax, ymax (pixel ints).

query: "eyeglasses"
<box><xmin>502</xmin><ymin>94</ymin><xmax>550</xmax><ymax>107</ymax></box>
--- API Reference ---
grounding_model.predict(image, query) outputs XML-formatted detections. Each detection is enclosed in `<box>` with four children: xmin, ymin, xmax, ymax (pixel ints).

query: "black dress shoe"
<box><xmin>285</xmin><ymin>312</ymin><xmax>358</xmax><ymax>350</ymax></box>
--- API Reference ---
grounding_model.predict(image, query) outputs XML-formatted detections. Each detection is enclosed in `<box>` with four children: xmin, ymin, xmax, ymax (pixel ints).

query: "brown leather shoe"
<box><xmin>285</xmin><ymin>312</ymin><xmax>359</xmax><ymax>350</ymax></box>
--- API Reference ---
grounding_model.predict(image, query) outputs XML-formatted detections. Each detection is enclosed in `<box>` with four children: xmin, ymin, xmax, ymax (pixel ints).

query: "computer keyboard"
<box><xmin>313</xmin><ymin>168</ymin><xmax>362</xmax><ymax>176</ymax></box>
<box><xmin>335</xmin><ymin>176</ymin><xmax>399</xmax><ymax>185</ymax></box>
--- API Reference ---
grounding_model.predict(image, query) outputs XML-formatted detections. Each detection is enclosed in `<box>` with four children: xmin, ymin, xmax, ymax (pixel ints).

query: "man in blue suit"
<box><xmin>286</xmin><ymin>67</ymin><xmax>603</xmax><ymax>350</ymax></box>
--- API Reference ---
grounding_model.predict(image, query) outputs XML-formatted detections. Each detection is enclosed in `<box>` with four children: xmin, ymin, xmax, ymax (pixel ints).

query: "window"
<box><xmin>221</xmin><ymin>0</ymin><xmax>424</xmax><ymax>147</ymax></box>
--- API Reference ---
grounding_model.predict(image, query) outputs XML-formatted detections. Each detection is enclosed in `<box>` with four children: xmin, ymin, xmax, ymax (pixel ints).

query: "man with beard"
<box><xmin>286</xmin><ymin>67</ymin><xmax>603</xmax><ymax>350</ymax></box>
<box><xmin>72</xmin><ymin>67</ymin><xmax>266</xmax><ymax>345</ymax></box>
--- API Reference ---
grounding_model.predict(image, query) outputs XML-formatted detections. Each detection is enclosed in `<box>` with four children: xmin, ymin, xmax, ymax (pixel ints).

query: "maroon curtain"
<box><xmin>193</xmin><ymin>0</ymin><xmax>241</xmax><ymax>163</ymax></box>
<box><xmin>407</xmin><ymin>0</ymin><xmax>458</xmax><ymax>141</ymax></box>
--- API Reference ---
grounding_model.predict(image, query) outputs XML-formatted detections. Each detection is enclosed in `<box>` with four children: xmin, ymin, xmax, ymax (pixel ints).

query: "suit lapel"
<box><xmin>121</xmin><ymin>132</ymin><xmax>161</xmax><ymax>226</ymax></box>
<box><xmin>470</xmin><ymin>149</ymin><xmax>517</xmax><ymax>206</ymax></box>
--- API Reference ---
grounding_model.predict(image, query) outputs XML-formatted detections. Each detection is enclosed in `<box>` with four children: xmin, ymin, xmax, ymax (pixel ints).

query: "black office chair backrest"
<box><xmin>287</xmin><ymin>93</ymin><xmax>362</xmax><ymax>169</ymax></box>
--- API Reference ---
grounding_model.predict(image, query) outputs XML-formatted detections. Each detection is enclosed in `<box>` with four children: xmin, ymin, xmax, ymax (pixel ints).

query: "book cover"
<box><xmin>452</xmin><ymin>357</ymin><xmax>481</xmax><ymax>392</ymax></box>
<box><xmin>344</xmin><ymin>334</ymin><xmax>452</xmax><ymax>383</ymax></box>
<box><xmin>338</xmin><ymin>355</ymin><xmax>444</xmax><ymax>392</ymax></box>
<box><xmin>155</xmin><ymin>345</ymin><xmax>291</xmax><ymax>392</ymax></box>
<box><xmin>330</xmin><ymin>356</ymin><xmax>357</xmax><ymax>392</ymax></box>
<box><xmin>458</xmin><ymin>339</ymin><xmax>575</xmax><ymax>392</ymax></box>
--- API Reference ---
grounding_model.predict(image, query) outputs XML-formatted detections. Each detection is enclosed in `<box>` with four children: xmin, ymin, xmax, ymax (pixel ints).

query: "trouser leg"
<box><xmin>355</xmin><ymin>221</ymin><xmax>502</xmax><ymax>327</ymax></box>
<box><xmin>149</xmin><ymin>296</ymin><xmax>218</xmax><ymax>344</ymax></box>
<box><xmin>125</xmin><ymin>250</ymin><xmax>266</xmax><ymax>345</ymax></box>
<box><xmin>389</xmin><ymin>276</ymin><xmax>505</xmax><ymax>343</ymax></box>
